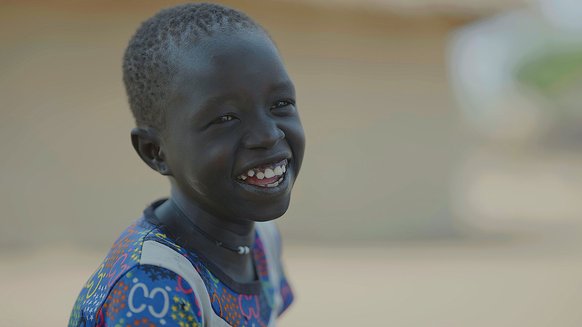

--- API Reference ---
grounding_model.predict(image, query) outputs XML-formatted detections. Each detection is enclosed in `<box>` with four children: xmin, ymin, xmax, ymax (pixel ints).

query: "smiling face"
<box><xmin>160</xmin><ymin>30</ymin><xmax>305</xmax><ymax>222</ymax></box>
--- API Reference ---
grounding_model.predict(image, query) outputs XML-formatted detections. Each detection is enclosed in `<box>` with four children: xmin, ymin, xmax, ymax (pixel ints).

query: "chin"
<box><xmin>245</xmin><ymin>199</ymin><xmax>291</xmax><ymax>222</ymax></box>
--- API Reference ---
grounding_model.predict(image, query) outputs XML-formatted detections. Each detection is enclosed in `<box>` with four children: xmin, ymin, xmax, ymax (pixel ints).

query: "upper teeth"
<box><xmin>274</xmin><ymin>167</ymin><xmax>283</xmax><ymax>175</ymax></box>
<box><xmin>238</xmin><ymin>160</ymin><xmax>288</xmax><ymax>181</ymax></box>
<box><xmin>264</xmin><ymin>168</ymin><xmax>275</xmax><ymax>178</ymax></box>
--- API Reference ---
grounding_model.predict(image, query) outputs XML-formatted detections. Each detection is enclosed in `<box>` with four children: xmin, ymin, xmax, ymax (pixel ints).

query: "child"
<box><xmin>68</xmin><ymin>3</ymin><xmax>304</xmax><ymax>326</ymax></box>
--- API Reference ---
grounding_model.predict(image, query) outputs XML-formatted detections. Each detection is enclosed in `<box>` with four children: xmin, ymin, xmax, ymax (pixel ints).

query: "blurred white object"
<box><xmin>536</xmin><ymin>0</ymin><xmax>582</xmax><ymax>31</ymax></box>
<box><xmin>449</xmin><ymin>1</ymin><xmax>582</xmax><ymax>142</ymax></box>
<box><xmin>449</xmin><ymin>10</ymin><xmax>550</xmax><ymax>141</ymax></box>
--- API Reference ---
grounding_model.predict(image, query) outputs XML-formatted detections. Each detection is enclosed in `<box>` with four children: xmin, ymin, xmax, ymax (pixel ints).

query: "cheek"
<box><xmin>284</xmin><ymin>120</ymin><xmax>305</xmax><ymax>168</ymax></box>
<box><xmin>179</xmin><ymin>150</ymin><xmax>231</xmax><ymax>199</ymax></box>
<box><xmin>196</xmin><ymin>140</ymin><xmax>237</xmax><ymax>179</ymax></box>
<box><xmin>205</xmin><ymin>143</ymin><xmax>230</xmax><ymax>159</ymax></box>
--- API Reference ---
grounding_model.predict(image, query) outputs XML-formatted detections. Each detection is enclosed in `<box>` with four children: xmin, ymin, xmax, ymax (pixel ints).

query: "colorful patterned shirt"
<box><xmin>69</xmin><ymin>202</ymin><xmax>294</xmax><ymax>327</ymax></box>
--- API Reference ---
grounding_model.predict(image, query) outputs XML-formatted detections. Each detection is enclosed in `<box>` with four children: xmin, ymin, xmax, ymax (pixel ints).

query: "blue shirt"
<box><xmin>69</xmin><ymin>202</ymin><xmax>293</xmax><ymax>327</ymax></box>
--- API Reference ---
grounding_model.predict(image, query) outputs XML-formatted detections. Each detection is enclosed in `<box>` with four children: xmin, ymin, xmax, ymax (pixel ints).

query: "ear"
<box><xmin>130</xmin><ymin>127</ymin><xmax>171</xmax><ymax>176</ymax></box>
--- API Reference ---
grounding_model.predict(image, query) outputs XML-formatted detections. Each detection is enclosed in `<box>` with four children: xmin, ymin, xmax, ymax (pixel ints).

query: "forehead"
<box><xmin>169</xmin><ymin>30</ymin><xmax>293</xmax><ymax>103</ymax></box>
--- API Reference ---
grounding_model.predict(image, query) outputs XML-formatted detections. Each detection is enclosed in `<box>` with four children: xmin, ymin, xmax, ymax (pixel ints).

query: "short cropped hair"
<box><xmin>123</xmin><ymin>3</ymin><xmax>264</xmax><ymax>130</ymax></box>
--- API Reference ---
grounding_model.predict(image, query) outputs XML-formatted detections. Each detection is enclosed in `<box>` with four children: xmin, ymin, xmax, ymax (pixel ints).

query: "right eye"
<box><xmin>211</xmin><ymin>114</ymin><xmax>237</xmax><ymax>124</ymax></box>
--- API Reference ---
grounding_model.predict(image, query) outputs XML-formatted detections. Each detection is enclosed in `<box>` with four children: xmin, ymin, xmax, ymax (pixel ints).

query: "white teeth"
<box><xmin>274</xmin><ymin>166</ymin><xmax>283</xmax><ymax>176</ymax></box>
<box><xmin>264</xmin><ymin>168</ymin><xmax>275</xmax><ymax>178</ymax></box>
<box><xmin>239</xmin><ymin>161</ymin><xmax>288</xmax><ymax>183</ymax></box>
<box><xmin>266</xmin><ymin>177</ymin><xmax>284</xmax><ymax>188</ymax></box>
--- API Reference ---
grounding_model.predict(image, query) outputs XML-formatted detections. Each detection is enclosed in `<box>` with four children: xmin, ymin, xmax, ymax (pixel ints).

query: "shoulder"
<box><xmin>97</xmin><ymin>264</ymin><xmax>203</xmax><ymax>326</ymax></box>
<box><xmin>69</xmin><ymin>219</ymin><xmax>156</xmax><ymax>318</ymax></box>
<box><xmin>69</xmin><ymin>218</ymin><xmax>201</xmax><ymax>326</ymax></box>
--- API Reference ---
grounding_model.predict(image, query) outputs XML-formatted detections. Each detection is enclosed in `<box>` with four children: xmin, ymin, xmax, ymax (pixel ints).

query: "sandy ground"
<box><xmin>2</xmin><ymin>229</ymin><xmax>582</xmax><ymax>327</ymax></box>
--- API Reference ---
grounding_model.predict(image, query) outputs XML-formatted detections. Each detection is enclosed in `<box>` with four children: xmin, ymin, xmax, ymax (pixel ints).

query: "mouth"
<box><xmin>236</xmin><ymin>159</ymin><xmax>289</xmax><ymax>188</ymax></box>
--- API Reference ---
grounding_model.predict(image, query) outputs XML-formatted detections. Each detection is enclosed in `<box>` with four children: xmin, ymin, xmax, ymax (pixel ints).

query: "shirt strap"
<box><xmin>140</xmin><ymin>239</ymin><xmax>231</xmax><ymax>327</ymax></box>
<box><xmin>255</xmin><ymin>222</ymin><xmax>284</xmax><ymax>324</ymax></box>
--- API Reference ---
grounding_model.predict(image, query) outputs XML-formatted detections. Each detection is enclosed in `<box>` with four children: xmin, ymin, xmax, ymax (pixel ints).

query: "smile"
<box><xmin>236</xmin><ymin>159</ymin><xmax>288</xmax><ymax>188</ymax></box>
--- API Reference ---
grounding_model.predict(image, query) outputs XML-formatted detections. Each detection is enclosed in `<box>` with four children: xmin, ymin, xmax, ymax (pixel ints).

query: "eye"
<box><xmin>211</xmin><ymin>114</ymin><xmax>237</xmax><ymax>125</ymax></box>
<box><xmin>271</xmin><ymin>99</ymin><xmax>294</xmax><ymax>109</ymax></box>
<box><xmin>270</xmin><ymin>99</ymin><xmax>296</xmax><ymax>115</ymax></box>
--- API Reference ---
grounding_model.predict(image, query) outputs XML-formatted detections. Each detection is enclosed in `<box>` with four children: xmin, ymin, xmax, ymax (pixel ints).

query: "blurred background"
<box><xmin>2</xmin><ymin>0</ymin><xmax>582</xmax><ymax>326</ymax></box>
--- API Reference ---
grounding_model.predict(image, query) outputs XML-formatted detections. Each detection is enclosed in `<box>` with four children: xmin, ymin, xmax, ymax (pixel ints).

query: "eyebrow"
<box><xmin>269</xmin><ymin>80</ymin><xmax>295</xmax><ymax>94</ymax></box>
<box><xmin>200</xmin><ymin>93</ymin><xmax>237</xmax><ymax>108</ymax></box>
<box><xmin>192</xmin><ymin>93</ymin><xmax>238</xmax><ymax>121</ymax></box>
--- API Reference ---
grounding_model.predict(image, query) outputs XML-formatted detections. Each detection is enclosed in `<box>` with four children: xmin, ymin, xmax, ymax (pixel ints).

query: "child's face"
<box><xmin>161</xmin><ymin>30</ymin><xmax>305</xmax><ymax>222</ymax></box>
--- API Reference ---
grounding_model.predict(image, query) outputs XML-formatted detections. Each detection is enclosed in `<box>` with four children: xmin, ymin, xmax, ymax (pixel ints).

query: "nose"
<box><xmin>242</xmin><ymin>117</ymin><xmax>285</xmax><ymax>149</ymax></box>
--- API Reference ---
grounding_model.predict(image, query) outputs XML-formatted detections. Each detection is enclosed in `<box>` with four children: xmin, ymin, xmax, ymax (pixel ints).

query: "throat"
<box><xmin>219</xmin><ymin>254</ymin><xmax>258</xmax><ymax>284</ymax></box>
<box><xmin>152</xmin><ymin>198</ymin><xmax>258</xmax><ymax>283</ymax></box>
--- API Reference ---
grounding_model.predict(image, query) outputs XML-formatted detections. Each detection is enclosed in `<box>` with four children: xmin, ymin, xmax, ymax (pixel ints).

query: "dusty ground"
<box><xmin>2</xmin><ymin>229</ymin><xmax>582</xmax><ymax>327</ymax></box>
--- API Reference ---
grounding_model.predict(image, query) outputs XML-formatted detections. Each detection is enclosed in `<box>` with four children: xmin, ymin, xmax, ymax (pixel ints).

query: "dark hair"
<box><xmin>123</xmin><ymin>3</ymin><xmax>263</xmax><ymax>130</ymax></box>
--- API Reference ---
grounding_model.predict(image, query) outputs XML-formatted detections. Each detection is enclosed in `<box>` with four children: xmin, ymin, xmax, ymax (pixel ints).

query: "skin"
<box><xmin>131</xmin><ymin>29</ymin><xmax>305</xmax><ymax>283</ymax></box>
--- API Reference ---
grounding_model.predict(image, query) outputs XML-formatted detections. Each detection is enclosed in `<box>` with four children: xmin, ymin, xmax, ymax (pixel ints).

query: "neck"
<box><xmin>169</xmin><ymin>184</ymin><xmax>255</xmax><ymax>246</ymax></box>
<box><xmin>152</xmin><ymin>184</ymin><xmax>256</xmax><ymax>283</ymax></box>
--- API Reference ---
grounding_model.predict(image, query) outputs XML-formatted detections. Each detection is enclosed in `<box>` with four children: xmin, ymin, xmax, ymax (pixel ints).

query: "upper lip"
<box><xmin>235</xmin><ymin>152</ymin><xmax>292</xmax><ymax>177</ymax></box>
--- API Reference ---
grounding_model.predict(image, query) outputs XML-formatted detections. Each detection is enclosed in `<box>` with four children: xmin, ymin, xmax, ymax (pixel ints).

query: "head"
<box><xmin>125</xmin><ymin>3</ymin><xmax>305</xmax><ymax>222</ymax></box>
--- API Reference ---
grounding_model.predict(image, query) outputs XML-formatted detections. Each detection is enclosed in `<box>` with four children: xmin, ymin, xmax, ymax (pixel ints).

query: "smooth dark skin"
<box><xmin>131</xmin><ymin>30</ymin><xmax>305</xmax><ymax>283</ymax></box>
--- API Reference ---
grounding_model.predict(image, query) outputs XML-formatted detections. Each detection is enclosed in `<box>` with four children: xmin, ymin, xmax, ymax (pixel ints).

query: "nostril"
<box><xmin>276</xmin><ymin>128</ymin><xmax>285</xmax><ymax>140</ymax></box>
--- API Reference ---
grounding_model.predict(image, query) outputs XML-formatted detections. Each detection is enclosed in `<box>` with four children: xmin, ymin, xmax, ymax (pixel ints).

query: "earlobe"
<box><xmin>156</xmin><ymin>152</ymin><xmax>171</xmax><ymax>175</ymax></box>
<box><xmin>130</xmin><ymin>127</ymin><xmax>172</xmax><ymax>176</ymax></box>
